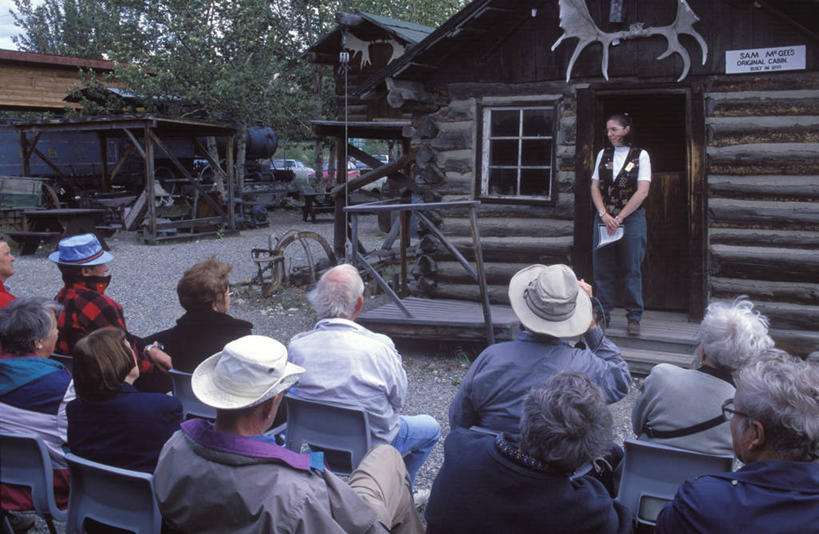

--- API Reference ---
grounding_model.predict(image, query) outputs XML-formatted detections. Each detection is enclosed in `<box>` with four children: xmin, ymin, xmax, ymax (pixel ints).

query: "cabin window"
<box><xmin>479</xmin><ymin>106</ymin><xmax>554</xmax><ymax>201</ymax></box>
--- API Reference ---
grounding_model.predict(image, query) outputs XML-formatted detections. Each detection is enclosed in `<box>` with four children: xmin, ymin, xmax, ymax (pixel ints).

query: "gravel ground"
<box><xmin>9</xmin><ymin>207</ymin><xmax>640</xmax><ymax>532</ymax></box>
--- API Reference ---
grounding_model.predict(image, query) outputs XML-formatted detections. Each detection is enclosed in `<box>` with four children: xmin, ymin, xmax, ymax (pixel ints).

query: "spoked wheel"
<box><xmin>251</xmin><ymin>231</ymin><xmax>337</xmax><ymax>297</ymax></box>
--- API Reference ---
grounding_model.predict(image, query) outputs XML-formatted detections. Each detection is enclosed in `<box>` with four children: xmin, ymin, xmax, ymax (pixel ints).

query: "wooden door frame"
<box><xmin>572</xmin><ymin>83</ymin><xmax>707</xmax><ymax>320</ymax></box>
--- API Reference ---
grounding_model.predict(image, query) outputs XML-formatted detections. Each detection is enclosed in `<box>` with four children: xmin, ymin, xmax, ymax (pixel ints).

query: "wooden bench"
<box><xmin>5</xmin><ymin>231</ymin><xmax>61</xmax><ymax>255</ymax></box>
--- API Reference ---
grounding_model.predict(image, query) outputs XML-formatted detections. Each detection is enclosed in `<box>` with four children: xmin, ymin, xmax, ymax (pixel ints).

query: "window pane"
<box><xmin>490</xmin><ymin>140</ymin><xmax>519</xmax><ymax>166</ymax></box>
<box><xmin>520</xmin><ymin>169</ymin><xmax>549</xmax><ymax>197</ymax></box>
<box><xmin>491</xmin><ymin>110</ymin><xmax>519</xmax><ymax>137</ymax></box>
<box><xmin>488</xmin><ymin>167</ymin><xmax>517</xmax><ymax>196</ymax></box>
<box><xmin>521</xmin><ymin>140</ymin><xmax>551</xmax><ymax>166</ymax></box>
<box><xmin>522</xmin><ymin>109</ymin><xmax>551</xmax><ymax>137</ymax></box>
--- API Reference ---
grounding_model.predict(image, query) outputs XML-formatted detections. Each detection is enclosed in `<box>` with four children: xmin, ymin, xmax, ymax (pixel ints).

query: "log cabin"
<box><xmin>312</xmin><ymin>0</ymin><xmax>819</xmax><ymax>358</ymax></box>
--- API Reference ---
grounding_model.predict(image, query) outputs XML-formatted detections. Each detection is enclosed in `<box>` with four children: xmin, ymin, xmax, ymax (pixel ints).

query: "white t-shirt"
<box><xmin>591</xmin><ymin>146</ymin><xmax>652</xmax><ymax>182</ymax></box>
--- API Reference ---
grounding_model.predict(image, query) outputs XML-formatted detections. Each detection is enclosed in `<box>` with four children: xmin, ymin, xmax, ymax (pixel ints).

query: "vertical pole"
<box><xmin>144</xmin><ymin>127</ymin><xmax>156</xmax><ymax>243</ymax></box>
<box><xmin>350</xmin><ymin>212</ymin><xmax>359</xmax><ymax>269</ymax></box>
<box><xmin>98</xmin><ymin>133</ymin><xmax>109</xmax><ymax>192</ymax></box>
<box><xmin>400</xmin><ymin>209</ymin><xmax>410</xmax><ymax>296</ymax></box>
<box><xmin>470</xmin><ymin>205</ymin><xmax>494</xmax><ymax>345</ymax></box>
<box><xmin>19</xmin><ymin>131</ymin><xmax>30</xmax><ymax>176</ymax></box>
<box><xmin>333</xmin><ymin>135</ymin><xmax>346</xmax><ymax>259</ymax></box>
<box><xmin>226</xmin><ymin>134</ymin><xmax>235</xmax><ymax>231</ymax></box>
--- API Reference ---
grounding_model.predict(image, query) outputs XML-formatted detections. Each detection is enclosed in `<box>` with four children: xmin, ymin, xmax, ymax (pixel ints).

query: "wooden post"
<box><xmin>400</xmin><ymin>209</ymin><xmax>410</xmax><ymax>296</ymax></box>
<box><xmin>333</xmin><ymin>135</ymin><xmax>347</xmax><ymax>259</ymax></box>
<box><xmin>98</xmin><ymin>133</ymin><xmax>109</xmax><ymax>192</ymax></box>
<box><xmin>573</xmin><ymin>89</ymin><xmax>595</xmax><ymax>281</ymax></box>
<box><xmin>144</xmin><ymin>127</ymin><xmax>156</xmax><ymax>243</ymax></box>
<box><xmin>688</xmin><ymin>84</ymin><xmax>707</xmax><ymax>320</ymax></box>
<box><xmin>226</xmin><ymin>134</ymin><xmax>235</xmax><ymax>231</ymax></box>
<box><xmin>19</xmin><ymin>131</ymin><xmax>30</xmax><ymax>176</ymax></box>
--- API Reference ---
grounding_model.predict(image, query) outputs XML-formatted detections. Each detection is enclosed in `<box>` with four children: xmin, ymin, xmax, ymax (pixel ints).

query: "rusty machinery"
<box><xmin>251</xmin><ymin>230</ymin><xmax>337</xmax><ymax>296</ymax></box>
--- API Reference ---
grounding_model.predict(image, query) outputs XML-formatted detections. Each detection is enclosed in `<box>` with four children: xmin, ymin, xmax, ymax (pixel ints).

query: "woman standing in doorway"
<box><xmin>590</xmin><ymin>112</ymin><xmax>651</xmax><ymax>336</ymax></box>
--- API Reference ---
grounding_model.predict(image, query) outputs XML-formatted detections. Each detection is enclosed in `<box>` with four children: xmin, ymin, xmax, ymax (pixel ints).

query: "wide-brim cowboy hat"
<box><xmin>508</xmin><ymin>264</ymin><xmax>592</xmax><ymax>338</ymax></box>
<box><xmin>48</xmin><ymin>233</ymin><xmax>114</xmax><ymax>266</ymax></box>
<box><xmin>192</xmin><ymin>335</ymin><xmax>305</xmax><ymax>410</ymax></box>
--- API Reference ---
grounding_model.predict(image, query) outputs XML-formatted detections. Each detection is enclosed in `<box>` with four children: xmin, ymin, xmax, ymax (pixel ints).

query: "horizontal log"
<box><xmin>428</xmin><ymin>235</ymin><xmax>572</xmax><ymax>263</ymax></box>
<box><xmin>428</xmin><ymin>282</ymin><xmax>511</xmax><ymax>305</ymax></box>
<box><xmin>707</xmin><ymin>116</ymin><xmax>819</xmax><ymax>146</ymax></box>
<box><xmin>431</xmin><ymin>128</ymin><xmax>472</xmax><ymax>151</ymax></box>
<box><xmin>438</xmin><ymin>172</ymin><xmax>473</xmax><ymax>195</ymax></box>
<box><xmin>437</xmin><ymin>149</ymin><xmax>472</xmax><ymax>174</ymax></box>
<box><xmin>709</xmin><ymin>228</ymin><xmax>819</xmax><ymax>249</ymax></box>
<box><xmin>440</xmin><ymin>99</ymin><xmax>474</xmax><ymax>121</ymax></box>
<box><xmin>707</xmin><ymin>74</ymin><xmax>819</xmax><ymax>92</ymax></box>
<box><xmin>432</xmin><ymin>261</ymin><xmax>533</xmax><ymax>285</ymax></box>
<box><xmin>707</xmin><ymin>143</ymin><xmax>819</xmax><ymax>163</ymax></box>
<box><xmin>709</xmin><ymin>198</ymin><xmax>819</xmax><ymax>226</ymax></box>
<box><xmin>710</xmin><ymin>277</ymin><xmax>819</xmax><ymax>305</ymax></box>
<box><xmin>710</xmin><ymin>298</ymin><xmax>819</xmax><ymax>331</ymax></box>
<box><xmin>441</xmin><ymin>216</ymin><xmax>574</xmax><ymax>237</ymax></box>
<box><xmin>708</xmin><ymin>175</ymin><xmax>819</xmax><ymax>200</ymax></box>
<box><xmin>437</xmin><ymin>195</ymin><xmax>575</xmax><ymax>219</ymax></box>
<box><xmin>767</xmin><ymin>328</ymin><xmax>819</xmax><ymax>358</ymax></box>
<box><xmin>448</xmin><ymin>83</ymin><xmax>564</xmax><ymax>101</ymax></box>
<box><xmin>710</xmin><ymin>244</ymin><xmax>819</xmax><ymax>283</ymax></box>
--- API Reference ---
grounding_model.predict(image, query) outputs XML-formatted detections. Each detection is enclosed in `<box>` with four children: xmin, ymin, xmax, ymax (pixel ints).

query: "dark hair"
<box><xmin>0</xmin><ymin>297</ymin><xmax>62</xmax><ymax>355</ymax></box>
<box><xmin>57</xmin><ymin>263</ymin><xmax>87</xmax><ymax>284</ymax></box>
<box><xmin>607</xmin><ymin>112</ymin><xmax>633</xmax><ymax>145</ymax></box>
<box><xmin>177</xmin><ymin>258</ymin><xmax>232</xmax><ymax>312</ymax></box>
<box><xmin>72</xmin><ymin>328</ymin><xmax>136</xmax><ymax>399</ymax></box>
<box><xmin>520</xmin><ymin>372</ymin><xmax>613</xmax><ymax>473</ymax></box>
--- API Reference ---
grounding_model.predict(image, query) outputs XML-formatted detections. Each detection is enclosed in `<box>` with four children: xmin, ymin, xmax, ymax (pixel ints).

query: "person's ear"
<box><xmin>80</xmin><ymin>266</ymin><xmax>93</xmax><ymax>277</ymax></box>
<box><xmin>748</xmin><ymin>420</ymin><xmax>767</xmax><ymax>451</ymax></box>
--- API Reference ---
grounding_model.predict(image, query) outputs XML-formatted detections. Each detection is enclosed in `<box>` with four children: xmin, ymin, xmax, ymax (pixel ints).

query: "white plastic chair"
<box><xmin>616</xmin><ymin>438</ymin><xmax>734</xmax><ymax>528</ymax></box>
<box><xmin>64</xmin><ymin>452</ymin><xmax>162</xmax><ymax>534</ymax></box>
<box><xmin>0</xmin><ymin>432</ymin><xmax>67</xmax><ymax>534</ymax></box>
<box><xmin>168</xmin><ymin>369</ymin><xmax>216</xmax><ymax>420</ymax></box>
<box><xmin>284</xmin><ymin>394</ymin><xmax>371</xmax><ymax>475</ymax></box>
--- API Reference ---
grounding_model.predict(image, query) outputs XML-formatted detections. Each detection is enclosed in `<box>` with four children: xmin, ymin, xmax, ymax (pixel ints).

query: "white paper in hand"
<box><xmin>597</xmin><ymin>224</ymin><xmax>624</xmax><ymax>249</ymax></box>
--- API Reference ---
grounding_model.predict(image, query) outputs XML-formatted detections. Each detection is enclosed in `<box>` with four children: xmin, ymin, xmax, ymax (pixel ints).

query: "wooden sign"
<box><xmin>725</xmin><ymin>45</ymin><xmax>806</xmax><ymax>74</ymax></box>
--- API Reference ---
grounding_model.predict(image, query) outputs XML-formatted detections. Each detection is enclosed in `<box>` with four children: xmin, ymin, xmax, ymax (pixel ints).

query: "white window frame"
<box><xmin>479</xmin><ymin>105</ymin><xmax>555</xmax><ymax>202</ymax></box>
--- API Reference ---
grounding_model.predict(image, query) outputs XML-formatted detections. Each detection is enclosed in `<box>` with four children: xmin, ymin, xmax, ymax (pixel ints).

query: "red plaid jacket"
<box><xmin>55</xmin><ymin>281</ymin><xmax>152</xmax><ymax>374</ymax></box>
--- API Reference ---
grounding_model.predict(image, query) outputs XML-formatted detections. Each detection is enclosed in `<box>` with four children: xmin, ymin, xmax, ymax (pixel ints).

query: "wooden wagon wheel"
<box><xmin>251</xmin><ymin>230</ymin><xmax>337</xmax><ymax>297</ymax></box>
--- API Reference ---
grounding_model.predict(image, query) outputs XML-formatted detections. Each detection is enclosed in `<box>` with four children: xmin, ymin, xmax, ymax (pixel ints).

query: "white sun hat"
<box><xmin>192</xmin><ymin>335</ymin><xmax>305</xmax><ymax>410</ymax></box>
<box><xmin>508</xmin><ymin>264</ymin><xmax>592</xmax><ymax>339</ymax></box>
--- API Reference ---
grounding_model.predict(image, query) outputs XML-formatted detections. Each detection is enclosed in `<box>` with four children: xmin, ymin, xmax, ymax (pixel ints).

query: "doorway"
<box><xmin>596</xmin><ymin>93</ymin><xmax>689</xmax><ymax>312</ymax></box>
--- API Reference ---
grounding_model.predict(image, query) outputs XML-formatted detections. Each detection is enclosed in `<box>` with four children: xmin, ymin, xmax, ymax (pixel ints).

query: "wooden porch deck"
<box><xmin>357</xmin><ymin>298</ymin><xmax>698</xmax><ymax>375</ymax></box>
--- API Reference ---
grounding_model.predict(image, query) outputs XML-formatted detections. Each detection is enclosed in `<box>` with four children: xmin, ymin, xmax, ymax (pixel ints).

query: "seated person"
<box><xmin>425</xmin><ymin>372</ymin><xmax>631</xmax><ymax>533</ymax></box>
<box><xmin>288</xmin><ymin>264</ymin><xmax>440</xmax><ymax>485</ymax></box>
<box><xmin>51</xmin><ymin>233</ymin><xmax>172</xmax><ymax>392</ymax></box>
<box><xmin>656</xmin><ymin>356</ymin><xmax>819</xmax><ymax>533</ymax></box>
<box><xmin>154</xmin><ymin>335</ymin><xmax>423</xmax><ymax>534</ymax></box>
<box><xmin>149</xmin><ymin>258</ymin><xmax>252</xmax><ymax>373</ymax></box>
<box><xmin>632</xmin><ymin>298</ymin><xmax>773</xmax><ymax>455</ymax></box>
<box><xmin>0</xmin><ymin>297</ymin><xmax>73</xmax><ymax>510</ymax></box>
<box><xmin>0</xmin><ymin>236</ymin><xmax>16</xmax><ymax>309</ymax></box>
<box><xmin>450</xmin><ymin>264</ymin><xmax>631</xmax><ymax>437</ymax></box>
<box><xmin>67</xmin><ymin>327</ymin><xmax>182</xmax><ymax>473</ymax></box>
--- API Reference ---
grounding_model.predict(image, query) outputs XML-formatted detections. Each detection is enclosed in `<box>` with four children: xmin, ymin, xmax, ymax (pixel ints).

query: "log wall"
<box><xmin>406</xmin><ymin>85</ymin><xmax>577</xmax><ymax>302</ymax></box>
<box><xmin>705</xmin><ymin>72</ymin><xmax>819</xmax><ymax>351</ymax></box>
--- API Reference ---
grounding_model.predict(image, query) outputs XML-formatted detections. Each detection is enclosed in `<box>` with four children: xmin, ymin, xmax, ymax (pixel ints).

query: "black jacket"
<box><xmin>149</xmin><ymin>309</ymin><xmax>253</xmax><ymax>373</ymax></box>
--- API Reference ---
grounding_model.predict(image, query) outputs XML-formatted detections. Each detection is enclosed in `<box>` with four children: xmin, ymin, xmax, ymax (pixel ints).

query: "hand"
<box><xmin>146</xmin><ymin>345</ymin><xmax>173</xmax><ymax>372</ymax></box>
<box><xmin>577</xmin><ymin>278</ymin><xmax>593</xmax><ymax>298</ymax></box>
<box><xmin>602</xmin><ymin>213</ymin><xmax>619</xmax><ymax>235</ymax></box>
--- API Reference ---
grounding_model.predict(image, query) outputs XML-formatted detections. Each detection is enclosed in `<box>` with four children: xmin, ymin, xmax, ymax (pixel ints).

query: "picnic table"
<box><xmin>8</xmin><ymin>208</ymin><xmax>109</xmax><ymax>255</ymax></box>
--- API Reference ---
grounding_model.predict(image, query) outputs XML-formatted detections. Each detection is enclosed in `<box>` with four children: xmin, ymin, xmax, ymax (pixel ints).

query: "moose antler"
<box><xmin>551</xmin><ymin>0</ymin><xmax>708</xmax><ymax>82</ymax></box>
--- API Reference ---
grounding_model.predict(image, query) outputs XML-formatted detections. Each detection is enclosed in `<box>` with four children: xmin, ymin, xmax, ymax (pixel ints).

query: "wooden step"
<box><xmin>622</xmin><ymin>347</ymin><xmax>694</xmax><ymax>377</ymax></box>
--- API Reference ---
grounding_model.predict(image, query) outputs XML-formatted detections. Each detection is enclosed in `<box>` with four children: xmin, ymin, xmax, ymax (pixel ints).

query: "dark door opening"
<box><xmin>597</xmin><ymin>94</ymin><xmax>689</xmax><ymax>312</ymax></box>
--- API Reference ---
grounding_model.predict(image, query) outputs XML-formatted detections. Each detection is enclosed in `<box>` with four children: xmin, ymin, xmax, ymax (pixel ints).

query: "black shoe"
<box><xmin>627</xmin><ymin>319</ymin><xmax>640</xmax><ymax>336</ymax></box>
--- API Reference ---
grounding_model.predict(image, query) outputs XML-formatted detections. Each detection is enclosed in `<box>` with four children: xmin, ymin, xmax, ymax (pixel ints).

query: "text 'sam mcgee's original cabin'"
<box><xmin>316</xmin><ymin>0</ymin><xmax>819</xmax><ymax>360</ymax></box>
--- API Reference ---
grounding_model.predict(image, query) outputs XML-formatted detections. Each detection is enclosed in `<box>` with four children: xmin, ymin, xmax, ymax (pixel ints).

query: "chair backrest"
<box><xmin>64</xmin><ymin>452</ymin><xmax>162</xmax><ymax>534</ymax></box>
<box><xmin>617</xmin><ymin>438</ymin><xmax>734</xmax><ymax>527</ymax></box>
<box><xmin>284</xmin><ymin>394</ymin><xmax>371</xmax><ymax>475</ymax></box>
<box><xmin>50</xmin><ymin>353</ymin><xmax>73</xmax><ymax>373</ymax></box>
<box><xmin>0</xmin><ymin>432</ymin><xmax>67</xmax><ymax>523</ymax></box>
<box><xmin>168</xmin><ymin>369</ymin><xmax>216</xmax><ymax>420</ymax></box>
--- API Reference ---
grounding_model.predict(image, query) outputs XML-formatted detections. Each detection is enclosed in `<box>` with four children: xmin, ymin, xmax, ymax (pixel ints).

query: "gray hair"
<box><xmin>307</xmin><ymin>264</ymin><xmax>364</xmax><ymax>320</ymax></box>
<box><xmin>0</xmin><ymin>297</ymin><xmax>63</xmax><ymax>355</ymax></box>
<box><xmin>735</xmin><ymin>356</ymin><xmax>819</xmax><ymax>461</ymax></box>
<box><xmin>697</xmin><ymin>297</ymin><xmax>773</xmax><ymax>372</ymax></box>
<box><xmin>520</xmin><ymin>372</ymin><xmax>613</xmax><ymax>473</ymax></box>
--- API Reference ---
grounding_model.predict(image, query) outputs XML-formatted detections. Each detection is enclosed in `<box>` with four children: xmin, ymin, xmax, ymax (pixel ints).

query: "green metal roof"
<box><xmin>357</xmin><ymin>11</ymin><xmax>435</xmax><ymax>44</ymax></box>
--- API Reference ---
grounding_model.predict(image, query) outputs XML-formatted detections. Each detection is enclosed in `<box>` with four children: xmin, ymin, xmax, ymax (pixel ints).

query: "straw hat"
<box><xmin>48</xmin><ymin>233</ymin><xmax>113</xmax><ymax>266</ymax></box>
<box><xmin>192</xmin><ymin>335</ymin><xmax>305</xmax><ymax>410</ymax></box>
<box><xmin>508</xmin><ymin>264</ymin><xmax>592</xmax><ymax>338</ymax></box>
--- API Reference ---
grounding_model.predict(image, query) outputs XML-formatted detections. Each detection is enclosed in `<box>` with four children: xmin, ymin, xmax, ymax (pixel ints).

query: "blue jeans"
<box><xmin>592</xmin><ymin>208</ymin><xmax>647</xmax><ymax>323</ymax></box>
<box><xmin>390</xmin><ymin>414</ymin><xmax>440</xmax><ymax>486</ymax></box>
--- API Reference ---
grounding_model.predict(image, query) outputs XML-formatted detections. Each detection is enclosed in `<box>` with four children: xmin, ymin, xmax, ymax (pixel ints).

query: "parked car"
<box><xmin>270</xmin><ymin>159</ymin><xmax>314</xmax><ymax>183</ymax></box>
<box><xmin>313</xmin><ymin>161</ymin><xmax>360</xmax><ymax>182</ymax></box>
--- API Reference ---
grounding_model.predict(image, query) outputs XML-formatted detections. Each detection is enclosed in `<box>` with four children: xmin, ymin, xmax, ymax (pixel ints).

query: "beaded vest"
<box><xmin>597</xmin><ymin>146</ymin><xmax>642</xmax><ymax>216</ymax></box>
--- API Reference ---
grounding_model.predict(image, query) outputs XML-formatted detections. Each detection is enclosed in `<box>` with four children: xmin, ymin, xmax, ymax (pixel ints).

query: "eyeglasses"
<box><xmin>721</xmin><ymin>399</ymin><xmax>751</xmax><ymax>421</ymax></box>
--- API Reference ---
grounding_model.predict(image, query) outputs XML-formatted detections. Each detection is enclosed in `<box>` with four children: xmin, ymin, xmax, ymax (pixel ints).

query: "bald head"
<box><xmin>307</xmin><ymin>264</ymin><xmax>365</xmax><ymax>320</ymax></box>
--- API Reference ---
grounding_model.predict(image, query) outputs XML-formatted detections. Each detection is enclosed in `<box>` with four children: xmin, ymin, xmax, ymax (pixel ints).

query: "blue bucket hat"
<box><xmin>48</xmin><ymin>233</ymin><xmax>114</xmax><ymax>266</ymax></box>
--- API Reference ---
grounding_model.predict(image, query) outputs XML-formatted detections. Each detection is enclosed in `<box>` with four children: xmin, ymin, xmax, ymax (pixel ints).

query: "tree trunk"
<box><xmin>206</xmin><ymin>136</ymin><xmax>225</xmax><ymax>197</ymax></box>
<box><xmin>236</xmin><ymin>123</ymin><xmax>248</xmax><ymax>194</ymax></box>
